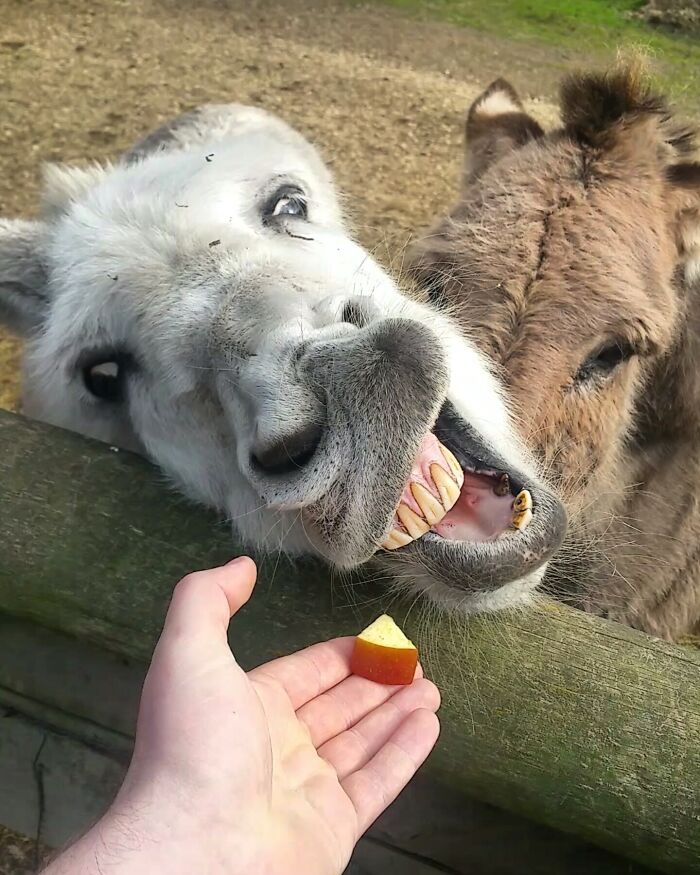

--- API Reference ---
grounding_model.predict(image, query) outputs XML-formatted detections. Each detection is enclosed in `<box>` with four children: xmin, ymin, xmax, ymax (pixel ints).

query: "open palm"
<box><xmin>92</xmin><ymin>558</ymin><xmax>440</xmax><ymax>875</ymax></box>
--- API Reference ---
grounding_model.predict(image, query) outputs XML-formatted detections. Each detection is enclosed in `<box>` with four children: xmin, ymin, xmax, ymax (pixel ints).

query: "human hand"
<box><xmin>44</xmin><ymin>557</ymin><xmax>440</xmax><ymax>875</ymax></box>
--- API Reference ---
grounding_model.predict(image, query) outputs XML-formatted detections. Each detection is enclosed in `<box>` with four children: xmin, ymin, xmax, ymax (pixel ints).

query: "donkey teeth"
<box><xmin>430</xmin><ymin>463</ymin><xmax>461</xmax><ymax>512</ymax></box>
<box><xmin>410</xmin><ymin>482</ymin><xmax>446</xmax><ymax>526</ymax></box>
<box><xmin>382</xmin><ymin>529</ymin><xmax>414</xmax><ymax>551</ymax></box>
<box><xmin>495</xmin><ymin>473</ymin><xmax>511</xmax><ymax>497</ymax></box>
<box><xmin>512</xmin><ymin>508</ymin><xmax>533</xmax><ymax>531</ymax></box>
<box><xmin>440</xmin><ymin>445</ymin><xmax>464</xmax><ymax>485</ymax></box>
<box><xmin>397</xmin><ymin>503</ymin><xmax>431</xmax><ymax>539</ymax></box>
<box><xmin>512</xmin><ymin>490</ymin><xmax>533</xmax><ymax>531</ymax></box>
<box><xmin>513</xmin><ymin>489</ymin><xmax>533</xmax><ymax>513</ymax></box>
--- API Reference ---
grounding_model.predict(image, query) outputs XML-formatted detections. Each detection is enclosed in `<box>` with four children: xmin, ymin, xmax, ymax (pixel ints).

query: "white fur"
<box><xmin>1</xmin><ymin>104</ymin><xmax>538</xmax><ymax>604</ymax></box>
<box><xmin>474</xmin><ymin>90</ymin><xmax>520</xmax><ymax>118</ymax></box>
<box><xmin>403</xmin><ymin>565</ymin><xmax>545</xmax><ymax>615</ymax></box>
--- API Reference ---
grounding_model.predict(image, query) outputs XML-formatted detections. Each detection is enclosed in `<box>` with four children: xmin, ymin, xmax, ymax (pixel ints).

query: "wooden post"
<box><xmin>1</xmin><ymin>410</ymin><xmax>699</xmax><ymax>874</ymax></box>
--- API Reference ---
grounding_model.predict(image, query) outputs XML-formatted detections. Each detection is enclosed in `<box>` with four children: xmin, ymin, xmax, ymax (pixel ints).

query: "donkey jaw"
<box><xmin>376</xmin><ymin>402</ymin><xmax>568</xmax><ymax>603</ymax></box>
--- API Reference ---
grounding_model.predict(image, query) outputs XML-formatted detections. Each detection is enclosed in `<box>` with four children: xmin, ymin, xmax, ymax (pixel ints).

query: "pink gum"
<box><xmin>392</xmin><ymin>433</ymin><xmax>462</xmax><ymax>526</ymax></box>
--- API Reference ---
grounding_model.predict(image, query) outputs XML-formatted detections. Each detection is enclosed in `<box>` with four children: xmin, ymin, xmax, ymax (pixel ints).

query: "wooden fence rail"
<box><xmin>1</xmin><ymin>410</ymin><xmax>699</xmax><ymax>874</ymax></box>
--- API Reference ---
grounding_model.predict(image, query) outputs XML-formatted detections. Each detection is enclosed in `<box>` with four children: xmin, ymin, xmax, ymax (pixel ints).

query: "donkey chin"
<box><xmin>0</xmin><ymin>102</ymin><xmax>566</xmax><ymax>614</ymax></box>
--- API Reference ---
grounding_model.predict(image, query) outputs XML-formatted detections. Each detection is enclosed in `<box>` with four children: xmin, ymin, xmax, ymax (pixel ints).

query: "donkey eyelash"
<box><xmin>573</xmin><ymin>340</ymin><xmax>635</xmax><ymax>387</ymax></box>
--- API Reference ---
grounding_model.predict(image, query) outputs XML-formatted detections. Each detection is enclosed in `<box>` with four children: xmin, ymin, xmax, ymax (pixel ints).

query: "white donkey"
<box><xmin>0</xmin><ymin>104</ymin><xmax>566</xmax><ymax>611</ymax></box>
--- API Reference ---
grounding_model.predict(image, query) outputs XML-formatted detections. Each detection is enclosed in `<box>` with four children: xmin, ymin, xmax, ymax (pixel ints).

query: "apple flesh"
<box><xmin>350</xmin><ymin>615</ymin><xmax>419</xmax><ymax>685</ymax></box>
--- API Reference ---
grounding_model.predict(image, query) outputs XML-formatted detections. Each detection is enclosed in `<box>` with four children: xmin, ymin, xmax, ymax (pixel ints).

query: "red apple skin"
<box><xmin>350</xmin><ymin>638</ymin><xmax>419</xmax><ymax>685</ymax></box>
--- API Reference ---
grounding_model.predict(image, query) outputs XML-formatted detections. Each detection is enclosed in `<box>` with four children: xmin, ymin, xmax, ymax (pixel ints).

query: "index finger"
<box><xmin>248</xmin><ymin>637</ymin><xmax>356</xmax><ymax>710</ymax></box>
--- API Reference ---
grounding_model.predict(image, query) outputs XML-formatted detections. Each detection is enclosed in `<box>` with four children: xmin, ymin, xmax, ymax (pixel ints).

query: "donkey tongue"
<box><xmin>432</xmin><ymin>470</ymin><xmax>516</xmax><ymax>542</ymax></box>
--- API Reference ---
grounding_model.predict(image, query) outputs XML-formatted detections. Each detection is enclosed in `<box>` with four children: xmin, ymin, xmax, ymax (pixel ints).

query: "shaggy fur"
<box><xmin>410</xmin><ymin>62</ymin><xmax>700</xmax><ymax>639</ymax></box>
<box><xmin>0</xmin><ymin>103</ymin><xmax>566</xmax><ymax>612</ymax></box>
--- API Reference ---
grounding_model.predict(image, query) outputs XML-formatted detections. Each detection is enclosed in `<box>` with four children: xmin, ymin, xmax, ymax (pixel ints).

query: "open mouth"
<box><xmin>375</xmin><ymin>401</ymin><xmax>567</xmax><ymax>598</ymax></box>
<box><xmin>381</xmin><ymin>431</ymin><xmax>532</xmax><ymax>551</ymax></box>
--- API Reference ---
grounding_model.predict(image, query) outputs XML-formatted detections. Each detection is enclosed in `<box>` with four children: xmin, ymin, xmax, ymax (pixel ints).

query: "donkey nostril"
<box><xmin>252</xmin><ymin>422</ymin><xmax>323</xmax><ymax>475</ymax></box>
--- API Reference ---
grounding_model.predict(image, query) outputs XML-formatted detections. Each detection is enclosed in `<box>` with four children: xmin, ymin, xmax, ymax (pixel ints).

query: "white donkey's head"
<box><xmin>0</xmin><ymin>104</ymin><xmax>566</xmax><ymax>610</ymax></box>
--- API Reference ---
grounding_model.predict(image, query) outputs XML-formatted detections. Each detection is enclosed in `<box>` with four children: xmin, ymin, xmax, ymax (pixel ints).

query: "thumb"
<box><xmin>158</xmin><ymin>556</ymin><xmax>258</xmax><ymax>649</ymax></box>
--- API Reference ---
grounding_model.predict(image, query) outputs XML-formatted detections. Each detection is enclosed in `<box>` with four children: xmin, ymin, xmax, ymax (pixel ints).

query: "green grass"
<box><xmin>362</xmin><ymin>0</ymin><xmax>700</xmax><ymax>107</ymax></box>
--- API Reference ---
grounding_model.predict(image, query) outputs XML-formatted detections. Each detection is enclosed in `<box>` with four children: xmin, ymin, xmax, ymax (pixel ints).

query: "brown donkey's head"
<box><xmin>410</xmin><ymin>63</ymin><xmax>700</xmax><ymax>606</ymax></box>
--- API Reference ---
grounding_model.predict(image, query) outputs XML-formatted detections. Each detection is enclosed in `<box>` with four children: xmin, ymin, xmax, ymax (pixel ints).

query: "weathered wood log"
<box><xmin>1</xmin><ymin>409</ymin><xmax>700</xmax><ymax>874</ymax></box>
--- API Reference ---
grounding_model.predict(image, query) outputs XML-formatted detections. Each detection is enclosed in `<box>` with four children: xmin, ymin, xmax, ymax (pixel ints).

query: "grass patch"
<box><xmin>358</xmin><ymin>0</ymin><xmax>700</xmax><ymax>106</ymax></box>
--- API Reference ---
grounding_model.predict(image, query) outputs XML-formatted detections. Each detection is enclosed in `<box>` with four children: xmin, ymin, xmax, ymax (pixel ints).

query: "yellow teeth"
<box><xmin>430</xmin><ymin>463</ymin><xmax>461</xmax><ymax>512</ymax></box>
<box><xmin>397</xmin><ymin>504</ymin><xmax>431</xmax><ymax>539</ymax></box>
<box><xmin>380</xmin><ymin>441</ymin><xmax>465</xmax><ymax>552</ymax></box>
<box><xmin>410</xmin><ymin>482</ymin><xmax>446</xmax><ymax>526</ymax></box>
<box><xmin>381</xmin><ymin>529</ymin><xmax>414</xmax><ymax>550</ymax></box>
<box><xmin>512</xmin><ymin>507</ymin><xmax>533</xmax><ymax>532</ymax></box>
<box><xmin>513</xmin><ymin>489</ymin><xmax>533</xmax><ymax>513</ymax></box>
<box><xmin>512</xmin><ymin>489</ymin><xmax>533</xmax><ymax>531</ymax></box>
<box><xmin>494</xmin><ymin>473</ymin><xmax>511</xmax><ymax>497</ymax></box>
<box><xmin>440</xmin><ymin>445</ymin><xmax>464</xmax><ymax>484</ymax></box>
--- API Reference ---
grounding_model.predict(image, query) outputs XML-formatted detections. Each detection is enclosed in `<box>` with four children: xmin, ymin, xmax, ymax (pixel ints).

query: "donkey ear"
<box><xmin>0</xmin><ymin>219</ymin><xmax>50</xmax><ymax>335</ymax></box>
<box><xmin>41</xmin><ymin>162</ymin><xmax>107</xmax><ymax>217</ymax></box>
<box><xmin>559</xmin><ymin>62</ymin><xmax>695</xmax><ymax>157</ymax></box>
<box><xmin>465</xmin><ymin>79</ymin><xmax>544</xmax><ymax>181</ymax></box>
<box><xmin>669</xmin><ymin>163</ymin><xmax>700</xmax><ymax>285</ymax></box>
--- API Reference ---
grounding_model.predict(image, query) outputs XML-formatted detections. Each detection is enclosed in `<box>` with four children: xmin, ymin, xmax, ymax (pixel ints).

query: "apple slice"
<box><xmin>350</xmin><ymin>614</ymin><xmax>419</xmax><ymax>685</ymax></box>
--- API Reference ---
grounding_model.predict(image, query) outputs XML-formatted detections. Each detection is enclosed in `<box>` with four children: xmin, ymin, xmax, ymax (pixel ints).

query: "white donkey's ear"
<box><xmin>41</xmin><ymin>162</ymin><xmax>107</xmax><ymax>217</ymax></box>
<box><xmin>0</xmin><ymin>219</ymin><xmax>49</xmax><ymax>335</ymax></box>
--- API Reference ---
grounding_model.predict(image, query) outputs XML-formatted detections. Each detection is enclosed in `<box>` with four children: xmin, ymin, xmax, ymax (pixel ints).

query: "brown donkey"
<box><xmin>410</xmin><ymin>63</ymin><xmax>700</xmax><ymax>640</ymax></box>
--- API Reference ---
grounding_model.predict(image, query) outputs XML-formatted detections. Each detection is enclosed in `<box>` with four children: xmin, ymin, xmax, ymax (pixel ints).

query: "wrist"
<box><xmin>40</xmin><ymin>811</ymin><xmax>137</xmax><ymax>875</ymax></box>
<box><xmin>40</xmin><ymin>801</ymin><xmax>198</xmax><ymax>875</ymax></box>
<box><xmin>42</xmin><ymin>791</ymin><xmax>262</xmax><ymax>875</ymax></box>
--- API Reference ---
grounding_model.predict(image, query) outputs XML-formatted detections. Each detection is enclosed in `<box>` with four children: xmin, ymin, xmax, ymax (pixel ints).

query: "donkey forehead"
<box><xmin>44</xmin><ymin>128</ymin><xmax>345</xmax><ymax>311</ymax></box>
<box><xmin>62</xmin><ymin>142</ymin><xmax>333</xmax><ymax>234</ymax></box>
<box><xmin>465</xmin><ymin>141</ymin><xmax>676</xmax><ymax>285</ymax></box>
<box><xmin>444</xmin><ymin>146</ymin><xmax>678</xmax><ymax>354</ymax></box>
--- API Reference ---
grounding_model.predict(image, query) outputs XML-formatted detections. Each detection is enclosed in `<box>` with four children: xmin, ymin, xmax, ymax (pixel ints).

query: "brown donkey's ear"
<box><xmin>669</xmin><ymin>163</ymin><xmax>700</xmax><ymax>286</ymax></box>
<box><xmin>465</xmin><ymin>79</ymin><xmax>544</xmax><ymax>181</ymax></box>
<box><xmin>560</xmin><ymin>62</ymin><xmax>695</xmax><ymax>156</ymax></box>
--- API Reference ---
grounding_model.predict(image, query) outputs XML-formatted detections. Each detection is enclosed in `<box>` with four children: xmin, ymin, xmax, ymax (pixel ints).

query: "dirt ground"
<box><xmin>3</xmin><ymin>0</ymin><xmax>698</xmax><ymax>411</ymax></box>
<box><xmin>1</xmin><ymin>0</ymin><xmax>698</xmax><ymax>868</ymax></box>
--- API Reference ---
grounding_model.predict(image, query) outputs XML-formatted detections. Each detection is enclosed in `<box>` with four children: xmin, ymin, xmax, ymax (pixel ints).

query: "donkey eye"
<box><xmin>574</xmin><ymin>342</ymin><xmax>634</xmax><ymax>386</ymax></box>
<box><xmin>263</xmin><ymin>186</ymin><xmax>308</xmax><ymax>223</ymax></box>
<box><xmin>83</xmin><ymin>360</ymin><xmax>125</xmax><ymax>402</ymax></box>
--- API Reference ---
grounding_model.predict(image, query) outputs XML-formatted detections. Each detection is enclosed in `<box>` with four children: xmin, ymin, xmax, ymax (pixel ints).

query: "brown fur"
<box><xmin>410</xmin><ymin>62</ymin><xmax>700</xmax><ymax>640</ymax></box>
